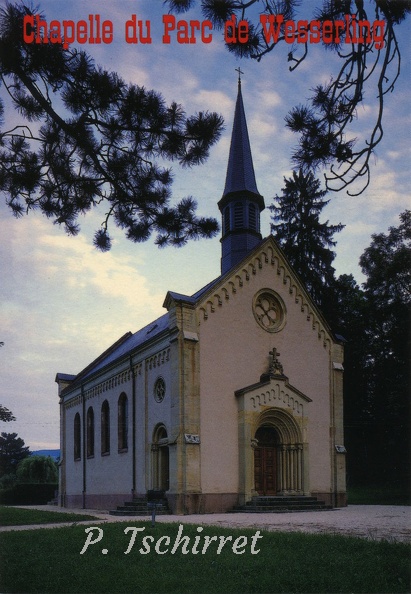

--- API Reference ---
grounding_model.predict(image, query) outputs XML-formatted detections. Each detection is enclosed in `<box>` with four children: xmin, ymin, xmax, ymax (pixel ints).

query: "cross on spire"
<box><xmin>235</xmin><ymin>67</ymin><xmax>244</xmax><ymax>85</ymax></box>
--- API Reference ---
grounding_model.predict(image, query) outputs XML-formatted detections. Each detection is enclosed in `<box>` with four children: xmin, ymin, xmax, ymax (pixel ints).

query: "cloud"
<box><xmin>9</xmin><ymin>225</ymin><xmax>167</xmax><ymax>366</ymax></box>
<box><xmin>0</xmin><ymin>210</ymin><xmax>167</xmax><ymax>448</ymax></box>
<box><xmin>193</xmin><ymin>89</ymin><xmax>232</xmax><ymax>114</ymax></box>
<box><xmin>36</xmin><ymin>233</ymin><xmax>161</xmax><ymax>310</ymax></box>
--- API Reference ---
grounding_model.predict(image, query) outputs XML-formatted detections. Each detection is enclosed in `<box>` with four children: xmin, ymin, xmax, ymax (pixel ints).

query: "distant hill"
<box><xmin>32</xmin><ymin>449</ymin><xmax>60</xmax><ymax>461</ymax></box>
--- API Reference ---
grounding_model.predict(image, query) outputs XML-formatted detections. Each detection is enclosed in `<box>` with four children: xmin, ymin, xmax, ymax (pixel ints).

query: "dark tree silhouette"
<box><xmin>0</xmin><ymin>405</ymin><xmax>16</xmax><ymax>423</ymax></box>
<box><xmin>0</xmin><ymin>2</ymin><xmax>224</xmax><ymax>250</ymax></box>
<box><xmin>166</xmin><ymin>0</ymin><xmax>410</xmax><ymax>195</ymax></box>
<box><xmin>342</xmin><ymin>211</ymin><xmax>410</xmax><ymax>487</ymax></box>
<box><xmin>360</xmin><ymin>210</ymin><xmax>411</xmax><ymax>306</ymax></box>
<box><xmin>269</xmin><ymin>169</ymin><xmax>344</xmax><ymax>311</ymax></box>
<box><xmin>0</xmin><ymin>432</ymin><xmax>31</xmax><ymax>476</ymax></box>
<box><xmin>333</xmin><ymin>273</ymin><xmax>374</xmax><ymax>486</ymax></box>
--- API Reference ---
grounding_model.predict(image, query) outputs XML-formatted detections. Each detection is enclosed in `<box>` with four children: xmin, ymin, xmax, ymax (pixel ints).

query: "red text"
<box><xmin>23</xmin><ymin>14</ymin><xmax>113</xmax><ymax>49</ymax></box>
<box><xmin>162</xmin><ymin>15</ymin><xmax>213</xmax><ymax>44</ymax></box>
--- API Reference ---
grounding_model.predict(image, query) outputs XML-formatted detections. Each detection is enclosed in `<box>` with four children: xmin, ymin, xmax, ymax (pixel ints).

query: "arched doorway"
<box><xmin>254</xmin><ymin>426</ymin><xmax>279</xmax><ymax>495</ymax></box>
<box><xmin>237</xmin><ymin>379</ymin><xmax>310</xmax><ymax>504</ymax></box>
<box><xmin>253</xmin><ymin>410</ymin><xmax>304</xmax><ymax>496</ymax></box>
<box><xmin>152</xmin><ymin>425</ymin><xmax>169</xmax><ymax>491</ymax></box>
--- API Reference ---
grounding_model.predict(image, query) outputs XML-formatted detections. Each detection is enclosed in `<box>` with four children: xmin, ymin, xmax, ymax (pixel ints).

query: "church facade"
<box><xmin>56</xmin><ymin>81</ymin><xmax>347</xmax><ymax>513</ymax></box>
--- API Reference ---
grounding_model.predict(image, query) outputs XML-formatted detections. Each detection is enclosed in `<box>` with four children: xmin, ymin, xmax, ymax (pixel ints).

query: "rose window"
<box><xmin>252</xmin><ymin>290</ymin><xmax>286</xmax><ymax>333</ymax></box>
<box><xmin>154</xmin><ymin>377</ymin><xmax>166</xmax><ymax>403</ymax></box>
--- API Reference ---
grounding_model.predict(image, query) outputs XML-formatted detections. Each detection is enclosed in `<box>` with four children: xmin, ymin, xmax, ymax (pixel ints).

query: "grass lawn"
<box><xmin>347</xmin><ymin>485</ymin><xmax>410</xmax><ymax>506</ymax></box>
<box><xmin>0</xmin><ymin>505</ymin><xmax>98</xmax><ymax>526</ymax></box>
<box><xmin>0</xmin><ymin>520</ymin><xmax>409</xmax><ymax>593</ymax></box>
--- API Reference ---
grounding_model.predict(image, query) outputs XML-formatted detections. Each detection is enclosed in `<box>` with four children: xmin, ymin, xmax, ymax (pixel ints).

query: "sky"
<box><xmin>1</xmin><ymin>0</ymin><xmax>410</xmax><ymax>450</ymax></box>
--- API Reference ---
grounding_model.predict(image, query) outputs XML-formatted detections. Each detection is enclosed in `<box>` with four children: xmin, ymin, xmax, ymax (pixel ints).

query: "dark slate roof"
<box><xmin>165</xmin><ymin>292</ymin><xmax>197</xmax><ymax>305</ymax></box>
<box><xmin>81</xmin><ymin>314</ymin><xmax>170</xmax><ymax>380</ymax></box>
<box><xmin>167</xmin><ymin>277</ymin><xmax>221</xmax><ymax>305</ymax></box>
<box><xmin>191</xmin><ymin>276</ymin><xmax>221</xmax><ymax>299</ymax></box>
<box><xmin>222</xmin><ymin>80</ymin><xmax>260</xmax><ymax>198</ymax></box>
<box><xmin>63</xmin><ymin>273</ymin><xmax>225</xmax><ymax>393</ymax></box>
<box><xmin>55</xmin><ymin>373</ymin><xmax>76</xmax><ymax>383</ymax></box>
<box><xmin>63</xmin><ymin>314</ymin><xmax>169</xmax><ymax>392</ymax></box>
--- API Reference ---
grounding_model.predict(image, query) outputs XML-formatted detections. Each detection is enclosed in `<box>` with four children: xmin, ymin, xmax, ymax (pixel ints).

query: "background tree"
<box><xmin>16</xmin><ymin>455</ymin><xmax>58</xmax><ymax>484</ymax></box>
<box><xmin>333</xmin><ymin>273</ymin><xmax>374</xmax><ymax>486</ymax></box>
<box><xmin>333</xmin><ymin>212</ymin><xmax>410</xmax><ymax>491</ymax></box>
<box><xmin>360</xmin><ymin>210</ymin><xmax>411</xmax><ymax>306</ymax></box>
<box><xmin>166</xmin><ymin>0</ymin><xmax>410</xmax><ymax>195</ymax></box>
<box><xmin>0</xmin><ymin>2</ymin><xmax>224</xmax><ymax>250</ymax></box>
<box><xmin>0</xmin><ymin>405</ymin><xmax>16</xmax><ymax>423</ymax></box>
<box><xmin>271</xmin><ymin>179</ymin><xmax>410</xmax><ymax>492</ymax></box>
<box><xmin>0</xmin><ymin>432</ymin><xmax>31</xmax><ymax>477</ymax></box>
<box><xmin>1</xmin><ymin>343</ymin><xmax>17</xmax><ymax>423</ymax></box>
<box><xmin>355</xmin><ymin>210</ymin><xmax>410</xmax><ymax>487</ymax></box>
<box><xmin>269</xmin><ymin>169</ymin><xmax>344</xmax><ymax>317</ymax></box>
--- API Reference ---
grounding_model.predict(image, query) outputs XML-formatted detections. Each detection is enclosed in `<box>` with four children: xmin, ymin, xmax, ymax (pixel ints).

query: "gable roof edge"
<box><xmin>71</xmin><ymin>332</ymin><xmax>132</xmax><ymax>381</ymax></box>
<box><xmin>195</xmin><ymin>235</ymin><xmax>338</xmax><ymax>345</ymax></box>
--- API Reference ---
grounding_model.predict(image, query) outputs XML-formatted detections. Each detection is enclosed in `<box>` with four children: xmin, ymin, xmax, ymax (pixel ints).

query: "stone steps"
<box><xmin>231</xmin><ymin>496</ymin><xmax>333</xmax><ymax>513</ymax></box>
<box><xmin>109</xmin><ymin>495</ymin><xmax>171</xmax><ymax>517</ymax></box>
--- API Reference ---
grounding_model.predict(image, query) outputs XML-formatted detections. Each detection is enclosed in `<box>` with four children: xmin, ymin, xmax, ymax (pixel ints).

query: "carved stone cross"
<box><xmin>269</xmin><ymin>347</ymin><xmax>284</xmax><ymax>376</ymax></box>
<box><xmin>270</xmin><ymin>347</ymin><xmax>280</xmax><ymax>360</ymax></box>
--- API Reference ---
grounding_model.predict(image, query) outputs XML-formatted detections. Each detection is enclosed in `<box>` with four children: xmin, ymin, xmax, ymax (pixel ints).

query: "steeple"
<box><xmin>218</xmin><ymin>75</ymin><xmax>265</xmax><ymax>275</ymax></box>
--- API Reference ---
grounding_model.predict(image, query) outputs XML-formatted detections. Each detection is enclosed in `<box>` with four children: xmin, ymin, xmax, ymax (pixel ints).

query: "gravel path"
<box><xmin>2</xmin><ymin>505</ymin><xmax>410</xmax><ymax>543</ymax></box>
<box><xmin>157</xmin><ymin>506</ymin><xmax>411</xmax><ymax>543</ymax></box>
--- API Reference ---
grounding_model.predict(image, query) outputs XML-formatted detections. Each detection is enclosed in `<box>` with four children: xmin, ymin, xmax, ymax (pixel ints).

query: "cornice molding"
<box><xmin>197</xmin><ymin>236</ymin><xmax>334</xmax><ymax>350</ymax></box>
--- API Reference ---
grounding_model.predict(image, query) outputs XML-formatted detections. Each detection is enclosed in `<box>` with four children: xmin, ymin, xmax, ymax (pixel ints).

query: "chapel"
<box><xmin>56</xmin><ymin>78</ymin><xmax>347</xmax><ymax>514</ymax></box>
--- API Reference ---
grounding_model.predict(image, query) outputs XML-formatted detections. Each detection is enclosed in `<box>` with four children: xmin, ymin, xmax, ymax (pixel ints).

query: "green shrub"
<box><xmin>16</xmin><ymin>455</ymin><xmax>58</xmax><ymax>483</ymax></box>
<box><xmin>0</xmin><ymin>473</ymin><xmax>17</xmax><ymax>489</ymax></box>
<box><xmin>0</xmin><ymin>483</ymin><xmax>57</xmax><ymax>505</ymax></box>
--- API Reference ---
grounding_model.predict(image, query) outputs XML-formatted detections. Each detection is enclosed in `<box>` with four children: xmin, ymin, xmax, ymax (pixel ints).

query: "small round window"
<box><xmin>154</xmin><ymin>377</ymin><xmax>166</xmax><ymax>403</ymax></box>
<box><xmin>252</xmin><ymin>289</ymin><xmax>286</xmax><ymax>333</ymax></box>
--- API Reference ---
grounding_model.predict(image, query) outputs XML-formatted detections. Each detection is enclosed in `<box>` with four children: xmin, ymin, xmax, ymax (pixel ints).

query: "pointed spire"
<box><xmin>222</xmin><ymin>74</ymin><xmax>260</xmax><ymax>199</ymax></box>
<box><xmin>218</xmin><ymin>73</ymin><xmax>265</xmax><ymax>275</ymax></box>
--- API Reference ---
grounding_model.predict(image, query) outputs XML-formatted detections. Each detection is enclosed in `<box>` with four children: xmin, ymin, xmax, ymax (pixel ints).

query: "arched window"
<box><xmin>152</xmin><ymin>424</ymin><xmax>169</xmax><ymax>491</ymax></box>
<box><xmin>118</xmin><ymin>393</ymin><xmax>128</xmax><ymax>451</ymax></box>
<box><xmin>74</xmin><ymin>413</ymin><xmax>81</xmax><ymax>461</ymax></box>
<box><xmin>86</xmin><ymin>407</ymin><xmax>94</xmax><ymax>458</ymax></box>
<box><xmin>234</xmin><ymin>202</ymin><xmax>244</xmax><ymax>228</ymax></box>
<box><xmin>101</xmin><ymin>400</ymin><xmax>110</xmax><ymax>455</ymax></box>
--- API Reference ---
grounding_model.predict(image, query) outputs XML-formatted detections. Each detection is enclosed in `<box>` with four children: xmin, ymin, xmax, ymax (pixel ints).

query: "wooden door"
<box><xmin>254</xmin><ymin>426</ymin><xmax>278</xmax><ymax>495</ymax></box>
<box><xmin>159</xmin><ymin>446</ymin><xmax>169</xmax><ymax>491</ymax></box>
